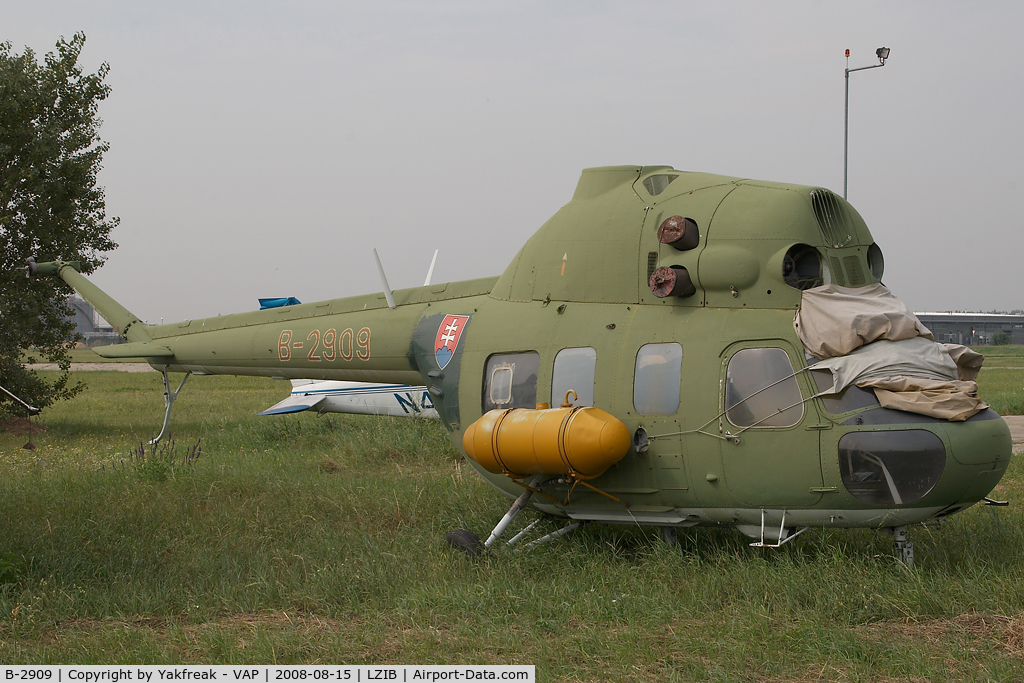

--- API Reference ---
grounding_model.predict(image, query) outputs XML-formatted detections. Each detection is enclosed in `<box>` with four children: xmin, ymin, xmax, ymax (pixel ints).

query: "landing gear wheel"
<box><xmin>891</xmin><ymin>526</ymin><xmax>914</xmax><ymax>568</ymax></box>
<box><xmin>445</xmin><ymin>529</ymin><xmax>482</xmax><ymax>557</ymax></box>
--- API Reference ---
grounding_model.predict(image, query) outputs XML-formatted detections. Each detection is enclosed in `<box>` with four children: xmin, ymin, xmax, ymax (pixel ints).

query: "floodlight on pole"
<box><xmin>844</xmin><ymin>47</ymin><xmax>890</xmax><ymax>199</ymax></box>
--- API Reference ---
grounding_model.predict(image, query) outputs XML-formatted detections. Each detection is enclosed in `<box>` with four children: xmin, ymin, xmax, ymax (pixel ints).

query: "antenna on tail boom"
<box><xmin>373</xmin><ymin>248</ymin><xmax>397</xmax><ymax>310</ymax></box>
<box><xmin>424</xmin><ymin>249</ymin><xmax>439</xmax><ymax>287</ymax></box>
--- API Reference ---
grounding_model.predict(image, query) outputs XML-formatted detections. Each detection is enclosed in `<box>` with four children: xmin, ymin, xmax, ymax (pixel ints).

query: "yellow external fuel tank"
<box><xmin>462</xmin><ymin>406</ymin><xmax>631</xmax><ymax>480</ymax></box>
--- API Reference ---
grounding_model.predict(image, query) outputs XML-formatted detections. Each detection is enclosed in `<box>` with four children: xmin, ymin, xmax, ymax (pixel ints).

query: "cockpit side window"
<box><xmin>483</xmin><ymin>352</ymin><xmax>539</xmax><ymax>412</ymax></box>
<box><xmin>838</xmin><ymin>430</ymin><xmax>945</xmax><ymax>506</ymax></box>
<box><xmin>810</xmin><ymin>368</ymin><xmax>879</xmax><ymax>414</ymax></box>
<box><xmin>633</xmin><ymin>343</ymin><xmax>682</xmax><ymax>415</ymax></box>
<box><xmin>552</xmin><ymin>347</ymin><xmax>596</xmax><ymax>407</ymax></box>
<box><xmin>725</xmin><ymin>347</ymin><xmax>804</xmax><ymax>428</ymax></box>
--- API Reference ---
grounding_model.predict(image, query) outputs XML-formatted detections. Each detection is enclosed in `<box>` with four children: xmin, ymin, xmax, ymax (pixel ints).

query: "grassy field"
<box><xmin>1</xmin><ymin>369</ymin><xmax>1023</xmax><ymax>680</ymax></box>
<box><xmin>971</xmin><ymin>345</ymin><xmax>1024</xmax><ymax>415</ymax></box>
<box><xmin>24</xmin><ymin>348</ymin><xmax>139</xmax><ymax>364</ymax></box>
<box><xmin>66</xmin><ymin>348</ymin><xmax>137</xmax><ymax>363</ymax></box>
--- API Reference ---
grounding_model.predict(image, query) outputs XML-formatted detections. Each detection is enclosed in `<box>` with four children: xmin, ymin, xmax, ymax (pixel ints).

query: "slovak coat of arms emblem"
<box><xmin>434</xmin><ymin>314</ymin><xmax>470</xmax><ymax>370</ymax></box>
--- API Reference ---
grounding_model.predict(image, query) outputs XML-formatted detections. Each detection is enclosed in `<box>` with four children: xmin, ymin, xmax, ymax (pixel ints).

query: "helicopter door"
<box><xmin>719</xmin><ymin>344</ymin><xmax>823</xmax><ymax>507</ymax></box>
<box><xmin>633</xmin><ymin>343</ymin><xmax>688</xmax><ymax>495</ymax></box>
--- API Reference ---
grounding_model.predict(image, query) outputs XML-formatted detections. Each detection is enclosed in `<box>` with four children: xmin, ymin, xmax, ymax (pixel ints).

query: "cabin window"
<box><xmin>725</xmin><ymin>348</ymin><xmax>804</xmax><ymax>428</ymax></box>
<box><xmin>642</xmin><ymin>174</ymin><xmax>678</xmax><ymax>196</ymax></box>
<box><xmin>810</xmin><ymin>369</ymin><xmax>880</xmax><ymax>414</ymax></box>
<box><xmin>552</xmin><ymin>347</ymin><xmax>596</xmax><ymax>407</ymax></box>
<box><xmin>633</xmin><ymin>343</ymin><xmax>682</xmax><ymax>415</ymax></box>
<box><xmin>838</xmin><ymin>430</ymin><xmax>945</xmax><ymax>506</ymax></box>
<box><xmin>483</xmin><ymin>352</ymin><xmax>539</xmax><ymax>412</ymax></box>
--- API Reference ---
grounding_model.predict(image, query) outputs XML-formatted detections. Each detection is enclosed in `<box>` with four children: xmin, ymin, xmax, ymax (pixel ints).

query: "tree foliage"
<box><xmin>0</xmin><ymin>33</ymin><xmax>117</xmax><ymax>415</ymax></box>
<box><xmin>992</xmin><ymin>330</ymin><xmax>1011</xmax><ymax>346</ymax></box>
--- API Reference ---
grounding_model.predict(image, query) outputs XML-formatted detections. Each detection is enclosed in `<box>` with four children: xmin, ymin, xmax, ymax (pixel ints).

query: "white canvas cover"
<box><xmin>944</xmin><ymin>344</ymin><xmax>984</xmax><ymax>381</ymax></box>
<box><xmin>809</xmin><ymin>337</ymin><xmax>958</xmax><ymax>394</ymax></box>
<box><xmin>856</xmin><ymin>376</ymin><xmax>988</xmax><ymax>422</ymax></box>
<box><xmin>798</xmin><ymin>285</ymin><xmax>988</xmax><ymax>421</ymax></box>
<box><xmin>794</xmin><ymin>283</ymin><xmax>933</xmax><ymax>360</ymax></box>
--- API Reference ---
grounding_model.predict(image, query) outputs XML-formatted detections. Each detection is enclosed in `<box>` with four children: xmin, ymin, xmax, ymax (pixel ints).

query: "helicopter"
<box><xmin>27</xmin><ymin>165</ymin><xmax>1012</xmax><ymax>566</ymax></box>
<box><xmin>259</xmin><ymin>378</ymin><xmax>437</xmax><ymax>418</ymax></box>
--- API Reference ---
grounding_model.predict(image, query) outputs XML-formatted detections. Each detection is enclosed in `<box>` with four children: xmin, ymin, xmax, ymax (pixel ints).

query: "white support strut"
<box><xmin>151</xmin><ymin>368</ymin><xmax>190</xmax><ymax>445</ymax></box>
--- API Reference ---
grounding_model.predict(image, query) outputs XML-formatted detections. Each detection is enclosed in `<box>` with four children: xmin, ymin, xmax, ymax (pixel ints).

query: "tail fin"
<box><xmin>28</xmin><ymin>259</ymin><xmax>152</xmax><ymax>344</ymax></box>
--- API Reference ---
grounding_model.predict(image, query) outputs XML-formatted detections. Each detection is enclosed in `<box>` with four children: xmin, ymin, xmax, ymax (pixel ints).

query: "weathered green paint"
<box><xmin>35</xmin><ymin>166</ymin><xmax>1012</xmax><ymax>536</ymax></box>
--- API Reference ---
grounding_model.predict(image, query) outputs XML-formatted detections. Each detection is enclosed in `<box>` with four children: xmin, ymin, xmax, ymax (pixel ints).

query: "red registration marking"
<box><xmin>278</xmin><ymin>330</ymin><xmax>292</xmax><ymax>361</ymax></box>
<box><xmin>307</xmin><ymin>330</ymin><xmax>321</xmax><ymax>362</ymax></box>
<box><xmin>340</xmin><ymin>328</ymin><xmax>353</xmax><ymax>360</ymax></box>
<box><xmin>278</xmin><ymin>327</ymin><xmax>371</xmax><ymax>362</ymax></box>
<box><xmin>323</xmin><ymin>329</ymin><xmax>337</xmax><ymax>361</ymax></box>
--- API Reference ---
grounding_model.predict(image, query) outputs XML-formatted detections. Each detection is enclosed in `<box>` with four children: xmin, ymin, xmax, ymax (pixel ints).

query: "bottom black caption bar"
<box><xmin>2</xmin><ymin>667</ymin><xmax>535</xmax><ymax>683</ymax></box>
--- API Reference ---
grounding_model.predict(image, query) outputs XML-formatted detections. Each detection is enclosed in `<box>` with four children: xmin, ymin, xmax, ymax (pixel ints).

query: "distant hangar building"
<box><xmin>68</xmin><ymin>296</ymin><xmax>123</xmax><ymax>346</ymax></box>
<box><xmin>914</xmin><ymin>312</ymin><xmax>1024</xmax><ymax>346</ymax></box>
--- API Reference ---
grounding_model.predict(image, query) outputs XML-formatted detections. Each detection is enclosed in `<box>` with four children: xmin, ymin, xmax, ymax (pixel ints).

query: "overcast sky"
<box><xmin>7</xmin><ymin>1</ymin><xmax>1023</xmax><ymax>321</ymax></box>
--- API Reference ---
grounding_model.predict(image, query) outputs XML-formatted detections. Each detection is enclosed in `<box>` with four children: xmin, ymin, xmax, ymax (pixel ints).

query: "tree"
<box><xmin>0</xmin><ymin>33</ymin><xmax>118</xmax><ymax>415</ymax></box>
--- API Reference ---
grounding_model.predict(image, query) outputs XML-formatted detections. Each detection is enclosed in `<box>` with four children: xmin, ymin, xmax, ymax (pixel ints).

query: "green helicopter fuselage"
<box><xmin>33</xmin><ymin>166</ymin><xmax>1011</xmax><ymax>536</ymax></box>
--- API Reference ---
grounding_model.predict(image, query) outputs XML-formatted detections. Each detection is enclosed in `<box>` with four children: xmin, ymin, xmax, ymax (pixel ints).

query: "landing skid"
<box><xmin>445</xmin><ymin>475</ymin><xmax>584</xmax><ymax>556</ymax></box>
<box><xmin>446</xmin><ymin>499</ymin><xmax>926</xmax><ymax>568</ymax></box>
<box><xmin>747</xmin><ymin>509</ymin><xmax>809</xmax><ymax>549</ymax></box>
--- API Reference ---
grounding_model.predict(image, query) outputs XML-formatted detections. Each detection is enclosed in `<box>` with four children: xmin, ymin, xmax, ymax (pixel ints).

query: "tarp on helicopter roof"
<box><xmin>794</xmin><ymin>283</ymin><xmax>933</xmax><ymax>360</ymax></box>
<box><xmin>810</xmin><ymin>337</ymin><xmax>958</xmax><ymax>391</ymax></box>
<box><xmin>856</xmin><ymin>376</ymin><xmax>988</xmax><ymax>422</ymax></box>
<box><xmin>798</xmin><ymin>284</ymin><xmax>988</xmax><ymax>421</ymax></box>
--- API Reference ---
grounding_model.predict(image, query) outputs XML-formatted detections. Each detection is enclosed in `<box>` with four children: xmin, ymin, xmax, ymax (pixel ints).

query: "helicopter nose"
<box><xmin>835</xmin><ymin>413</ymin><xmax>1011</xmax><ymax>509</ymax></box>
<box><xmin>944</xmin><ymin>413</ymin><xmax>1013</xmax><ymax>505</ymax></box>
<box><xmin>946</xmin><ymin>412</ymin><xmax>1012</xmax><ymax>467</ymax></box>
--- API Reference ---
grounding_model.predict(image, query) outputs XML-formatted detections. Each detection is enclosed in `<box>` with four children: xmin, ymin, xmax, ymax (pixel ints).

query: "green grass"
<box><xmin>65</xmin><ymin>347</ymin><xmax>138</xmax><ymax>363</ymax></box>
<box><xmin>975</xmin><ymin>350</ymin><xmax>1024</xmax><ymax>414</ymax></box>
<box><xmin>1</xmin><ymin>371</ymin><xmax>1023</xmax><ymax>679</ymax></box>
<box><xmin>979</xmin><ymin>345</ymin><xmax>1024</xmax><ymax>358</ymax></box>
<box><xmin>977</xmin><ymin>345</ymin><xmax>1024</xmax><ymax>376</ymax></box>
<box><xmin>976</xmin><ymin>347</ymin><xmax>1024</xmax><ymax>413</ymax></box>
<box><xmin>20</xmin><ymin>347</ymin><xmax>149</xmax><ymax>365</ymax></box>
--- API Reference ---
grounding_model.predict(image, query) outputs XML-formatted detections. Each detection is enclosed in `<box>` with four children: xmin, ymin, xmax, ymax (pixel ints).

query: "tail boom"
<box><xmin>31</xmin><ymin>259</ymin><xmax>493</xmax><ymax>385</ymax></box>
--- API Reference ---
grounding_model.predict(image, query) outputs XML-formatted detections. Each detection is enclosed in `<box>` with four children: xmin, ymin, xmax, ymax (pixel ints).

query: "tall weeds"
<box><xmin>1</xmin><ymin>371</ymin><xmax>1022</xmax><ymax>678</ymax></box>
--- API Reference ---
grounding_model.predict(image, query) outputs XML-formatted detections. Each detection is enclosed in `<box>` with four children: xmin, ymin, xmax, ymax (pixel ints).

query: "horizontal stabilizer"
<box><xmin>260</xmin><ymin>381</ymin><xmax>438</xmax><ymax>418</ymax></box>
<box><xmin>93</xmin><ymin>342</ymin><xmax>174</xmax><ymax>359</ymax></box>
<box><xmin>258</xmin><ymin>394</ymin><xmax>327</xmax><ymax>416</ymax></box>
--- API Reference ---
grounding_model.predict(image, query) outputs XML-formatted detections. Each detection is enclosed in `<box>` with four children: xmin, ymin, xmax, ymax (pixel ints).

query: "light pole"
<box><xmin>844</xmin><ymin>47</ymin><xmax>890</xmax><ymax>199</ymax></box>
